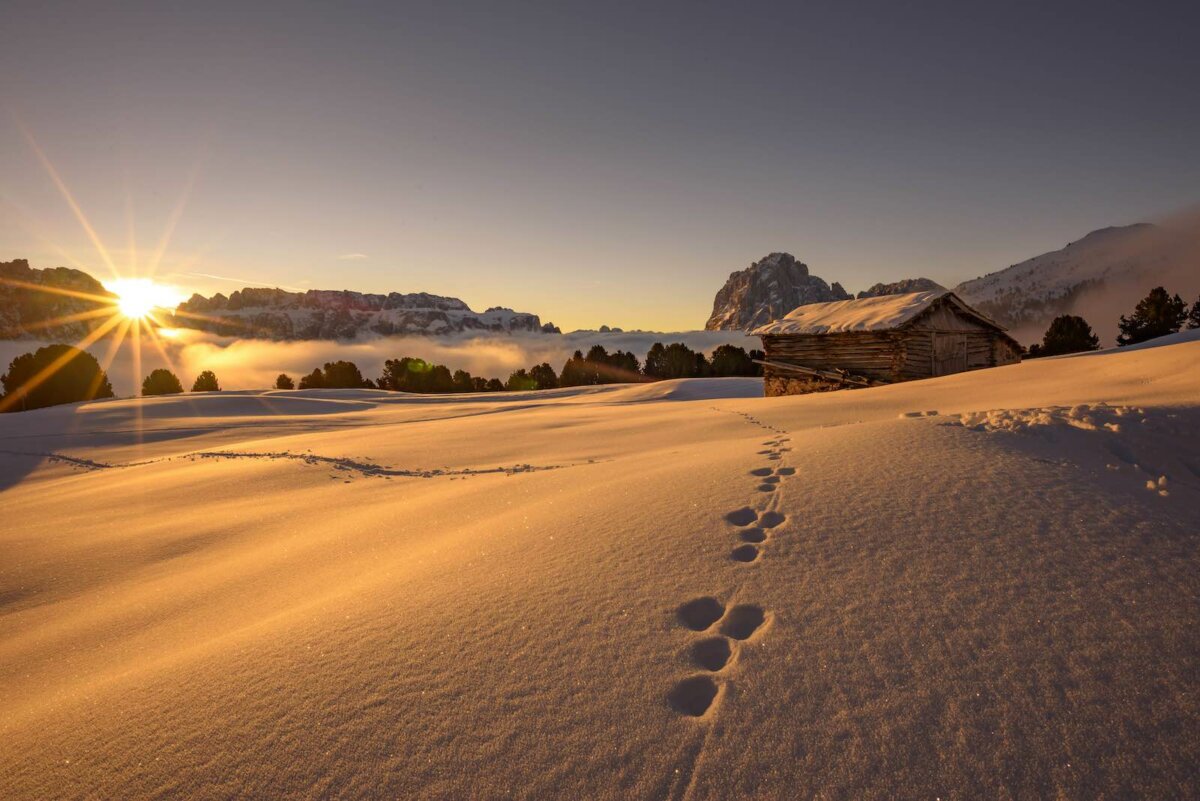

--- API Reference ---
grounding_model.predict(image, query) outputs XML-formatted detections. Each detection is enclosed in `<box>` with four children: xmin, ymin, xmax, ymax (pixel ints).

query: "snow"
<box><xmin>752</xmin><ymin>289</ymin><xmax>952</xmax><ymax>334</ymax></box>
<box><xmin>1</xmin><ymin>335</ymin><xmax>1198</xmax><ymax>798</ymax></box>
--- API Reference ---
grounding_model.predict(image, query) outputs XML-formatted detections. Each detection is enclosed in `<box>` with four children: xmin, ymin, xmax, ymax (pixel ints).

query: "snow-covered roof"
<box><xmin>752</xmin><ymin>290</ymin><xmax>1003</xmax><ymax>335</ymax></box>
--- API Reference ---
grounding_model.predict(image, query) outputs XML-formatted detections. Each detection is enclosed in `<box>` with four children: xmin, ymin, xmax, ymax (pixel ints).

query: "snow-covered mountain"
<box><xmin>172</xmin><ymin>287</ymin><xmax>560</xmax><ymax>340</ymax></box>
<box><xmin>856</xmin><ymin>277</ymin><xmax>945</xmax><ymax>299</ymax></box>
<box><xmin>0</xmin><ymin>259</ymin><xmax>116</xmax><ymax>340</ymax></box>
<box><xmin>954</xmin><ymin>222</ymin><xmax>1200</xmax><ymax>345</ymax></box>
<box><xmin>706</xmin><ymin>252</ymin><xmax>850</xmax><ymax>331</ymax></box>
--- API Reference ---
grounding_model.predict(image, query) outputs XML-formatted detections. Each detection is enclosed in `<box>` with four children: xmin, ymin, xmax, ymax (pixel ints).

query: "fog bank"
<box><xmin>0</xmin><ymin>330</ymin><xmax>758</xmax><ymax>396</ymax></box>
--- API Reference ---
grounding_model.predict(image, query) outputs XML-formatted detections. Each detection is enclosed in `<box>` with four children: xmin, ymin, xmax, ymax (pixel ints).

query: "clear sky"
<box><xmin>2</xmin><ymin>1</ymin><xmax>1197</xmax><ymax>331</ymax></box>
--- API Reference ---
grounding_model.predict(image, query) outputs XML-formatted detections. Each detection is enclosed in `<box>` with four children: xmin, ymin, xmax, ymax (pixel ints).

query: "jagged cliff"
<box><xmin>175</xmin><ymin>287</ymin><xmax>559</xmax><ymax>339</ymax></box>
<box><xmin>705</xmin><ymin>253</ymin><xmax>850</xmax><ymax>331</ymax></box>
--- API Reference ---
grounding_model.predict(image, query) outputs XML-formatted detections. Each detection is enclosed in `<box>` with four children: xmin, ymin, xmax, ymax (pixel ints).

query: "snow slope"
<box><xmin>1</xmin><ymin>334</ymin><xmax>1198</xmax><ymax>799</ymax></box>
<box><xmin>954</xmin><ymin>221</ymin><xmax>1200</xmax><ymax>346</ymax></box>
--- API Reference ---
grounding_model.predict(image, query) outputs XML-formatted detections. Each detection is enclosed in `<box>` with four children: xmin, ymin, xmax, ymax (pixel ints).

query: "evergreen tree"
<box><xmin>1</xmin><ymin>344</ymin><xmax>115</xmax><ymax>412</ymax></box>
<box><xmin>452</xmin><ymin>369</ymin><xmax>475</xmax><ymax>392</ymax></box>
<box><xmin>560</xmin><ymin>350</ymin><xmax>588</xmax><ymax>387</ymax></box>
<box><xmin>1187</xmin><ymin>295</ymin><xmax>1200</xmax><ymax>329</ymax></box>
<box><xmin>643</xmin><ymin>343</ymin><xmax>667</xmax><ymax>378</ymax></box>
<box><xmin>298</xmin><ymin>369</ymin><xmax>326</xmax><ymax>389</ymax></box>
<box><xmin>321</xmin><ymin>360</ymin><xmax>370</xmax><ymax>388</ymax></box>
<box><xmin>1035</xmin><ymin>315</ymin><xmax>1101</xmax><ymax>357</ymax></box>
<box><xmin>485</xmin><ymin>378</ymin><xmax>504</xmax><ymax>392</ymax></box>
<box><xmin>644</xmin><ymin>342</ymin><xmax>705</xmax><ymax>379</ymax></box>
<box><xmin>608</xmin><ymin>350</ymin><xmax>641</xmax><ymax>377</ymax></box>
<box><xmin>274</xmin><ymin>373</ymin><xmax>295</xmax><ymax>390</ymax></box>
<box><xmin>1116</xmin><ymin>287</ymin><xmax>1188</xmax><ymax>346</ymax></box>
<box><xmin>142</xmin><ymin>368</ymin><xmax>184</xmax><ymax>396</ymax></box>
<box><xmin>470</xmin><ymin>376</ymin><xmax>490</xmax><ymax>392</ymax></box>
<box><xmin>379</xmin><ymin>357</ymin><xmax>455</xmax><ymax>392</ymax></box>
<box><xmin>529</xmin><ymin>362</ymin><xmax>559</xmax><ymax>389</ymax></box>
<box><xmin>191</xmin><ymin>370</ymin><xmax>221</xmax><ymax>392</ymax></box>
<box><xmin>505</xmin><ymin>368</ymin><xmax>538</xmax><ymax>391</ymax></box>
<box><xmin>709</xmin><ymin>345</ymin><xmax>758</xmax><ymax>376</ymax></box>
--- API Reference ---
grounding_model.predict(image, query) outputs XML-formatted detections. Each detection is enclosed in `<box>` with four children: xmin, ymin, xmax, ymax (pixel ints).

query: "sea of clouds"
<box><xmin>0</xmin><ymin>329</ymin><xmax>759</xmax><ymax>397</ymax></box>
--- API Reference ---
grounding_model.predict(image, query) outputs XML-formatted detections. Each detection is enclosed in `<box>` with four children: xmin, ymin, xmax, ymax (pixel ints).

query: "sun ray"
<box><xmin>0</xmin><ymin>275</ymin><xmax>117</xmax><ymax>305</ymax></box>
<box><xmin>123</xmin><ymin>182</ymin><xmax>138</xmax><ymax>277</ymax></box>
<box><xmin>4</xmin><ymin>306</ymin><xmax>115</xmax><ymax>336</ymax></box>
<box><xmin>146</xmin><ymin>155</ymin><xmax>205</xmax><ymax>279</ymax></box>
<box><xmin>85</xmin><ymin>316</ymin><xmax>133</xmax><ymax>400</ymax></box>
<box><xmin>18</xmin><ymin>122</ymin><xmax>119</xmax><ymax>279</ymax></box>
<box><xmin>0</xmin><ymin>195</ymin><xmax>99</xmax><ymax>276</ymax></box>
<box><xmin>0</xmin><ymin>313</ymin><xmax>125</xmax><ymax>413</ymax></box>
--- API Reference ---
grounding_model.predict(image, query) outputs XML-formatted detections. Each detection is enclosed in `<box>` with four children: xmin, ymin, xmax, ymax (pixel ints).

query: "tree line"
<box><xmin>276</xmin><ymin>343</ymin><xmax>766</xmax><ymax>394</ymax></box>
<box><xmin>1026</xmin><ymin>285</ymin><xmax>1198</xmax><ymax>357</ymax></box>
<box><xmin>2</xmin><ymin>286</ymin><xmax>1198</xmax><ymax>411</ymax></box>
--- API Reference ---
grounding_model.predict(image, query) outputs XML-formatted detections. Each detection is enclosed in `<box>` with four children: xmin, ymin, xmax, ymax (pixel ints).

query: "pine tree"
<box><xmin>529</xmin><ymin>362</ymin><xmax>559</xmax><ymax>389</ymax></box>
<box><xmin>298</xmin><ymin>369</ymin><xmax>326</xmax><ymax>389</ymax></box>
<box><xmin>321</xmin><ymin>360</ymin><xmax>369</xmax><ymax>388</ymax></box>
<box><xmin>274</xmin><ymin>373</ymin><xmax>295</xmax><ymax>390</ymax></box>
<box><xmin>1035</xmin><ymin>315</ymin><xmax>1100</xmax><ymax>357</ymax></box>
<box><xmin>710</xmin><ymin>345</ymin><xmax>757</xmax><ymax>376</ymax></box>
<box><xmin>142</xmin><ymin>368</ymin><xmax>184</xmax><ymax>396</ymax></box>
<box><xmin>1187</xmin><ymin>295</ymin><xmax>1200</xmax><ymax>330</ymax></box>
<box><xmin>191</xmin><ymin>370</ymin><xmax>221</xmax><ymax>392</ymax></box>
<box><xmin>505</xmin><ymin>368</ymin><xmax>537</xmax><ymax>391</ymax></box>
<box><xmin>1</xmin><ymin>345</ymin><xmax>115</xmax><ymax>412</ymax></box>
<box><xmin>1116</xmin><ymin>287</ymin><xmax>1188</xmax><ymax>346</ymax></box>
<box><xmin>560</xmin><ymin>350</ymin><xmax>587</xmax><ymax>387</ymax></box>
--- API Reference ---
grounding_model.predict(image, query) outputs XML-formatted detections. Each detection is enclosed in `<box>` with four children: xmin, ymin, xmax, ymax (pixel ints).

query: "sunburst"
<box><xmin>0</xmin><ymin>125</ymin><xmax>236</xmax><ymax>413</ymax></box>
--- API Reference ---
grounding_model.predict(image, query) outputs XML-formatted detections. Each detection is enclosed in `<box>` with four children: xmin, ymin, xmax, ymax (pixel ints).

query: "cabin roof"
<box><xmin>751</xmin><ymin>290</ymin><xmax>1007</xmax><ymax>336</ymax></box>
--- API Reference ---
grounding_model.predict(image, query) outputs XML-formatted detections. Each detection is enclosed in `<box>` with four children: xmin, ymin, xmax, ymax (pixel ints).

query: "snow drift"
<box><xmin>1</xmin><ymin>333</ymin><xmax>1198</xmax><ymax>798</ymax></box>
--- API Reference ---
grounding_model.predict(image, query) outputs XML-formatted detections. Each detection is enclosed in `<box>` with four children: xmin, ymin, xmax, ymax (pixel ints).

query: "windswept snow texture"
<box><xmin>2</xmin><ymin>337</ymin><xmax>1199</xmax><ymax>798</ymax></box>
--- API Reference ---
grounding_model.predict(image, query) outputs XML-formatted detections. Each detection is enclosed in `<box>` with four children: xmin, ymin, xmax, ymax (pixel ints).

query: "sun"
<box><xmin>105</xmin><ymin>278</ymin><xmax>184</xmax><ymax>321</ymax></box>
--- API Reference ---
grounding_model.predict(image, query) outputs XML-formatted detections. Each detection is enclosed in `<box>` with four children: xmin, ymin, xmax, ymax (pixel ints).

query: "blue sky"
<box><xmin>2</xmin><ymin>1</ymin><xmax>1197</xmax><ymax>330</ymax></box>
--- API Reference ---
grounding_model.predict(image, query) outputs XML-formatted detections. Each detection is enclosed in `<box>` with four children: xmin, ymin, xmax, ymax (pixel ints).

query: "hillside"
<box><xmin>1</xmin><ymin>333</ymin><xmax>1198</xmax><ymax>798</ymax></box>
<box><xmin>955</xmin><ymin>221</ymin><xmax>1200</xmax><ymax>345</ymax></box>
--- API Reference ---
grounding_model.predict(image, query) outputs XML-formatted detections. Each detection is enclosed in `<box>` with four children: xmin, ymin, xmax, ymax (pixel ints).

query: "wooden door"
<box><xmin>932</xmin><ymin>333</ymin><xmax>968</xmax><ymax>376</ymax></box>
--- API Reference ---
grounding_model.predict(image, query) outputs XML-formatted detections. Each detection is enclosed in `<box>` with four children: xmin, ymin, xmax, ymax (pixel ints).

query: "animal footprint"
<box><xmin>668</xmin><ymin>601</ymin><xmax>769</xmax><ymax>716</ymax></box>
<box><xmin>720</xmin><ymin>605</ymin><xmax>767</xmax><ymax>640</ymax></box>
<box><xmin>756</xmin><ymin>483</ymin><xmax>775</xmax><ymax>493</ymax></box>
<box><xmin>691</xmin><ymin>637</ymin><xmax>733</xmax><ymax>671</ymax></box>
<box><xmin>667</xmin><ymin>676</ymin><xmax>720</xmax><ymax>717</ymax></box>
<box><xmin>749</xmin><ymin>467</ymin><xmax>773</xmax><ymax>477</ymax></box>
<box><xmin>758</xmin><ymin>511</ymin><xmax>787</xmax><ymax>529</ymax></box>
<box><xmin>730</xmin><ymin>544</ymin><xmax>759</xmax><ymax>562</ymax></box>
<box><xmin>738</xmin><ymin>527</ymin><xmax>766</xmax><ymax>543</ymax></box>
<box><xmin>775</xmin><ymin>467</ymin><xmax>795</xmax><ymax>476</ymax></box>
<box><xmin>725</xmin><ymin>507</ymin><xmax>758</xmax><ymax>527</ymax></box>
<box><xmin>677</xmin><ymin>597</ymin><xmax>725</xmax><ymax>631</ymax></box>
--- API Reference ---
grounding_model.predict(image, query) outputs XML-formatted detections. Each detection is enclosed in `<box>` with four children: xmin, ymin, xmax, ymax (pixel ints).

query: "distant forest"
<box><xmin>288</xmin><ymin>342</ymin><xmax>766</xmax><ymax>393</ymax></box>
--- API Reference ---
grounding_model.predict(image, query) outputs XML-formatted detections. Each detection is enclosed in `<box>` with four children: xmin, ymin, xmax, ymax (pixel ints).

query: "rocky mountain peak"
<box><xmin>705</xmin><ymin>252</ymin><xmax>850</xmax><ymax>331</ymax></box>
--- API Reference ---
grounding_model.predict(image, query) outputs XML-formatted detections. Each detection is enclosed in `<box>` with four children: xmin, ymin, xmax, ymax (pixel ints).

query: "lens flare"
<box><xmin>105</xmin><ymin>278</ymin><xmax>184</xmax><ymax>320</ymax></box>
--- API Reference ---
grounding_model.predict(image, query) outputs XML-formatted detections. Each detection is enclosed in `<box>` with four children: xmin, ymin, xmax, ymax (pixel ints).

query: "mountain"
<box><xmin>856</xmin><ymin>277</ymin><xmax>945</xmax><ymax>299</ymax></box>
<box><xmin>174</xmin><ymin>287</ymin><xmax>559</xmax><ymax>339</ymax></box>
<box><xmin>954</xmin><ymin>222</ymin><xmax>1200</xmax><ymax>345</ymax></box>
<box><xmin>0</xmin><ymin>259</ymin><xmax>116</xmax><ymax>340</ymax></box>
<box><xmin>706</xmin><ymin>252</ymin><xmax>850</xmax><ymax>331</ymax></box>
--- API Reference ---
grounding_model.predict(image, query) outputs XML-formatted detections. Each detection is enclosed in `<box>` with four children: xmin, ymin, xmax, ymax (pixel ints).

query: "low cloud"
<box><xmin>0</xmin><ymin>329</ymin><xmax>758</xmax><ymax>396</ymax></box>
<box><xmin>337</xmin><ymin>253</ymin><xmax>368</xmax><ymax>261</ymax></box>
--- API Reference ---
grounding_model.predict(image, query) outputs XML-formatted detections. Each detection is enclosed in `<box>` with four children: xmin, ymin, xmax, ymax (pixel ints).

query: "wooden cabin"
<box><xmin>752</xmin><ymin>290</ymin><xmax>1022</xmax><ymax>396</ymax></box>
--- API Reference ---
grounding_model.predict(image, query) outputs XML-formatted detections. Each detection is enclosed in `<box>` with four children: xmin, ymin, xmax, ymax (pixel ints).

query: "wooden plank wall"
<box><xmin>761</xmin><ymin>332</ymin><xmax>903</xmax><ymax>382</ymax></box>
<box><xmin>762</xmin><ymin>329</ymin><xmax>1020</xmax><ymax>384</ymax></box>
